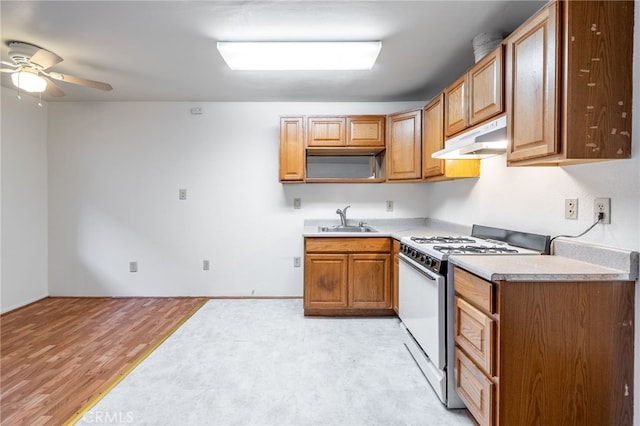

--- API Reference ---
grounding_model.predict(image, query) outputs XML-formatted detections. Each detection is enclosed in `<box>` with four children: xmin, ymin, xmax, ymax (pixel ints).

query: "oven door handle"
<box><xmin>398</xmin><ymin>253</ymin><xmax>439</xmax><ymax>280</ymax></box>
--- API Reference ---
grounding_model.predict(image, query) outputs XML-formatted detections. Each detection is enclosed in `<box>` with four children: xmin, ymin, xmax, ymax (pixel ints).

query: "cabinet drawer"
<box><xmin>454</xmin><ymin>267</ymin><xmax>494</xmax><ymax>313</ymax></box>
<box><xmin>455</xmin><ymin>347</ymin><xmax>494</xmax><ymax>426</ymax></box>
<box><xmin>305</xmin><ymin>237</ymin><xmax>391</xmax><ymax>253</ymax></box>
<box><xmin>455</xmin><ymin>296</ymin><xmax>494</xmax><ymax>375</ymax></box>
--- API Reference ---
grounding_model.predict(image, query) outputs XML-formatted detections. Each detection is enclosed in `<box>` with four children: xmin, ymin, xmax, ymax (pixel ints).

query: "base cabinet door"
<box><xmin>348</xmin><ymin>254</ymin><xmax>390</xmax><ymax>308</ymax></box>
<box><xmin>304</xmin><ymin>254</ymin><xmax>348</xmax><ymax>309</ymax></box>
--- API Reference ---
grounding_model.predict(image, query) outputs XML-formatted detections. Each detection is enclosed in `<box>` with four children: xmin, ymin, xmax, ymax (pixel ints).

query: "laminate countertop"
<box><xmin>449</xmin><ymin>254</ymin><xmax>637</xmax><ymax>282</ymax></box>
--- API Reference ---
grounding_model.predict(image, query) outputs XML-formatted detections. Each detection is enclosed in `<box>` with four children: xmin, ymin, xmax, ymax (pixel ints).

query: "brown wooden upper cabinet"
<box><xmin>307</xmin><ymin>115</ymin><xmax>385</xmax><ymax>148</ymax></box>
<box><xmin>279</xmin><ymin>116</ymin><xmax>305</xmax><ymax>182</ymax></box>
<box><xmin>444</xmin><ymin>45</ymin><xmax>504</xmax><ymax>139</ymax></box>
<box><xmin>387</xmin><ymin>109</ymin><xmax>422</xmax><ymax>181</ymax></box>
<box><xmin>423</xmin><ymin>94</ymin><xmax>480</xmax><ymax>181</ymax></box>
<box><xmin>506</xmin><ymin>0</ymin><xmax>634</xmax><ymax>166</ymax></box>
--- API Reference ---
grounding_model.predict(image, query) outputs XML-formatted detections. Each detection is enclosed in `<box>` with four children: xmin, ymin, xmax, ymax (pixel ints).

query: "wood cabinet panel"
<box><xmin>349</xmin><ymin>254</ymin><xmax>391</xmax><ymax>308</ymax></box>
<box><xmin>444</xmin><ymin>74</ymin><xmax>467</xmax><ymax>137</ymax></box>
<box><xmin>307</xmin><ymin>116</ymin><xmax>346</xmax><ymax>147</ymax></box>
<box><xmin>455</xmin><ymin>348</ymin><xmax>494</xmax><ymax>426</ymax></box>
<box><xmin>303</xmin><ymin>254</ymin><xmax>348</xmax><ymax>309</ymax></box>
<box><xmin>498</xmin><ymin>279</ymin><xmax>634</xmax><ymax>425</ymax></box>
<box><xmin>347</xmin><ymin>116</ymin><xmax>385</xmax><ymax>147</ymax></box>
<box><xmin>506</xmin><ymin>2</ymin><xmax>559</xmax><ymax>162</ymax></box>
<box><xmin>469</xmin><ymin>46</ymin><xmax>503</xmax><ymax>126</ymax></box>
<box><xmin>387</xmin><ymin>109</ymin><xmax>422</xmax><ymax>180</ymax></box>
<box><xmin>279</xmin><ymin>117</ymin><xmax>305</xmax><ymax>182</ymax></box>
<box><xmin>455</xmin><ymin>296</ymin><xmax>494</xmax><ymax>375</ymax></box>
<box><xmin>562</xmin><ymin>0</ymin><xmax>634</xmax><ymax>161</ymax></box>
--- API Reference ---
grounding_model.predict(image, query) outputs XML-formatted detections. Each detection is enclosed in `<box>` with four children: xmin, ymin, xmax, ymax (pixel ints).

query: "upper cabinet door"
<box><xmin>444</xmin><ymin>74</ymin><xmax>468</xmax><ymax>137</ymax></box>
<box><xmin>468</xmin><ymin>46</ymin><xmax>504</xmax><ymax>126</ymax></box>
<box><xmin>279</xmin><ymin>117</ymin><xmax>305</xmax><ymax>182</ymax></box>
<box><xmin>422</xmin><ymin>94</ymin><xmax>445</xmax><ymax>178</ymax></box>
<box><xmin>505</xmin><ymin>2</ymin><xmax>560</xmax><ymax>162</ymax></box>
<box><xmin>347</xmin><ymin>116</ymin><xmax>385</xmax><ymax>147</ymax></box>
<box><xmin>387</xmin><ymin>109</ymin><xmax>422</xmax><ymax>181</ymax></box>
<box><xmin>307</xmin><ymin>116</ymin><xmax>346</xmax><ymax>147</ymax></box>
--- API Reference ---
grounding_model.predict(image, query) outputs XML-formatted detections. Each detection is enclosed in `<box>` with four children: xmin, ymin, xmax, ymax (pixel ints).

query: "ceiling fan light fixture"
<box><xmin>217</xmin><ymin>41</ymin><xmax>382</xmax><ymax>70</ymax></box>
<box><xmin>11</xmin><ymin>69</ymin><xmax>47</xmax><ymax>93</ymax></box>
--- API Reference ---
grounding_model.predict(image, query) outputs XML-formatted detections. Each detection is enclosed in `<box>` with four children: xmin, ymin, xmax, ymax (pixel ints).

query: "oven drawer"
<box><xmin>454</xmin><ymin>296</ymin><xmax>494</xmax><ymax>376</ymax></box>
<box><xmin>455</xmin><ymin>347</ymin><xmax>494</xmax><ymax>426</ymax></box>
<box><xmin>454</xmin><ymin>267</ymin><xmax>494</xmax><ymax>313</ymax></box>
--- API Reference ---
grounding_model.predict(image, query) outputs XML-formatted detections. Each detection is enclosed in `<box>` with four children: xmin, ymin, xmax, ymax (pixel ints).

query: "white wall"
<box><xmin>1</xmin><ymin>89</ymin><xmax>49</xmax><ymax>313</ymax></box>
<box><xmin>47</xmin><ymin>101</ymin><xmax>427</xmax><ymax>297</ymax></box>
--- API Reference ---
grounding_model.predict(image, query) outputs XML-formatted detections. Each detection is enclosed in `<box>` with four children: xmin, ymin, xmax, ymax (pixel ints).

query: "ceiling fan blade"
<box><xmin>43</xmin><ymin>76</ymin><xmax>66</xmax><ymax>97</ymax></box>
<box><xmin>30</xmin><ymin>49</ymin><xmax>63</xmax><ymax>70</ymax></box>
<box><xmin>1</xmin><ymin>60</ymin><xmax>18</xmax><ymax>68</ymax></box>
<box><xmin>0</xmin><ymin>68</ymin><xmax>17</xmax><ymax>73</ymax></box>
<box><xmin>47</xmin><ymin>71</ymin><xmax>112</xmax><ymax>91</ymax></box>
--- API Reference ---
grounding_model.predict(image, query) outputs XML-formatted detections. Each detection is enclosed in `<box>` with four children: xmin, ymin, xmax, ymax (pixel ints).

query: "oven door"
<box><xmin>398</xmin><ymin>254</ymin><xmax>446</xmax><ymax>370</ymax></box>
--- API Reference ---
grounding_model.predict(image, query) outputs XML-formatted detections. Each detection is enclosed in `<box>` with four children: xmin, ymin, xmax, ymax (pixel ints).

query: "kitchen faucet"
<box><xmin>336</xmin><ymin>205</ymin><xmax>350</xmax><ymax>227</ymax></box>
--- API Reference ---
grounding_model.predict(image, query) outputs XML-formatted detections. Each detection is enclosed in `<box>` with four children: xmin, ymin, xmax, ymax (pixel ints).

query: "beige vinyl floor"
<box><xmin>75</xmin><ymin>299</ymin><xmax>472</xmax><ymax>426</ymax></box>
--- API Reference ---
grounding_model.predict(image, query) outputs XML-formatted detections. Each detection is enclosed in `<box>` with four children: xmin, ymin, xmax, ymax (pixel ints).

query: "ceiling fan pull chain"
<box><xmin>15</xmin><ymin>72</ymin><xmax>21</xmax><ymax>100</ymax></box>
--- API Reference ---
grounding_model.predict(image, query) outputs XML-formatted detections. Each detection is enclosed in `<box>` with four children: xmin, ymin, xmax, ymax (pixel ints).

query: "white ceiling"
<box><xmin>0</xmin><ymin>1</ymin><xmax>546</xmax><ymax>102</ymax></box>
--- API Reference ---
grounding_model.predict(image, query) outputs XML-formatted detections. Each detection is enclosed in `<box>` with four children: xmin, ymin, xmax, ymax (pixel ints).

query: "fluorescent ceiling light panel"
<box><xmin>217</xmin><ymin>41</ymin><xmax>382</xmax><ymax>70</ymax></box>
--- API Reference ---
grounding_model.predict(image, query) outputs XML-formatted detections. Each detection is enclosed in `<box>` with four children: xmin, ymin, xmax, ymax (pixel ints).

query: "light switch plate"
<box><xmin>293</xmin><ymin>198</ymin><xmax>301</xmax><ymax>209</ymax></box>
<box><xmin>179</xmin><ymin>189</ymin><xmax>187</xmax><ymax>200</ymax></box>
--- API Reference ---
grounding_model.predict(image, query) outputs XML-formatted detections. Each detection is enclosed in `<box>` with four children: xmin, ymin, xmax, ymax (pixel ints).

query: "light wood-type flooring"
<box><xmin>0</xmin><ymin>297</ymin><xmax>207</xmax><ymax>425</ymax></box>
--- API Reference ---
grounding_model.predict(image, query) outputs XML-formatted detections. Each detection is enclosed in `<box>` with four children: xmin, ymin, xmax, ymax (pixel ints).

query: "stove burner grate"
<box><xmin>433</xmin><ymin>245</ymin><xmax>520</xmax><ymax>254</ymax></box>
<box><xmin>410</xmin><ymin>236</ymin><xmax>476</xmax><ymax>244</ymax></box>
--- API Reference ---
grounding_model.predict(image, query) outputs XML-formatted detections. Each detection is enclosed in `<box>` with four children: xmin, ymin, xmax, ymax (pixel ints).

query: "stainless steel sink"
<box><xmin>318</xmin><ymin>225</ymin><xmax>377</xmax><ymax>233</ymax></box>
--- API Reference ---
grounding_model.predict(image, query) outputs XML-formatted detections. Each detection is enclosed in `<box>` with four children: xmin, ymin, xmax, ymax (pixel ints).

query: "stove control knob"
<box><xmin>424</xmin><ymin>257</ymin><xmax>433</xmax><ymax>267</ymax></box>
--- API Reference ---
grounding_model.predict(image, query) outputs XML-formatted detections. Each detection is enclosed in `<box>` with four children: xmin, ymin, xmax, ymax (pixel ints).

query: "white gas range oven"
<box><xmin>397</xmin><ymin>224</ymin><xmax>550</xmax><ymax>408</ymax></box>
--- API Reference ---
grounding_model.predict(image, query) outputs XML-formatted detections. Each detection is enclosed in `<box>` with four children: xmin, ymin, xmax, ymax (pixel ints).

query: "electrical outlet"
<box><xmin>293</xmin><ymin>198</ymin><xmax>301</xmax><ymax>209</ymax></box>
<box><xmin>564</xmin><ymin>198</ymin><xmax>578</xmax><ymax>220</ymax></box>
<box><xmin>203</xmin><ymin>260</ymin><xmax>210</xmax><ymax>270</ymax></box>
<box><xmin>179</xmin><ymin>188</ymin><xmax>187</xmax><ymax>200</ymax></box>
<box><xmin>593</xmin><ymin>198</ymin><xmax>611</xmax><ymax>224</ymax></box>
<box><xmin>386</xmin><ymin>200</ymin><xmax>394</xmax><ymax>212</ymax></box>
<box><xmin>129</xmin><ymin>261</ymin><xmax>138</xmax><ymax>273</ymax></box>
<box><xmin>293</xmin><ymin>257</ymin><xmax>301</xmax><ymax>267</ymax></box>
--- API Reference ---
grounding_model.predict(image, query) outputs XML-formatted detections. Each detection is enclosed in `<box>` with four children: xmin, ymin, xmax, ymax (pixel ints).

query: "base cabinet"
<box><xmin>453</xmin><ymin>267</ymin><xmax>634</xmax><ymax>426</ymax></box>
<box><xmin>304</xmin><ymin>237</ymin><xmax>393</xmax><ymax>316</ymax></box>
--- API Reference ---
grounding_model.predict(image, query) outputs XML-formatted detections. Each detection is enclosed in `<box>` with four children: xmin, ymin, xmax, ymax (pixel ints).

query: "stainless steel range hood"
<box><xmin>432</xmin><ymin>115</ymin><xmax>507</xmax><ymax>160</ymax></box>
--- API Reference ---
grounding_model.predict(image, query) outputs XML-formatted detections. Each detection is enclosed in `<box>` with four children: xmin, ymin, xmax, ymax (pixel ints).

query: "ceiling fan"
<box><xmin>0</xmin><ymin>41</ymin><xmax>112</xmax><ymax>97</ymax></box>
